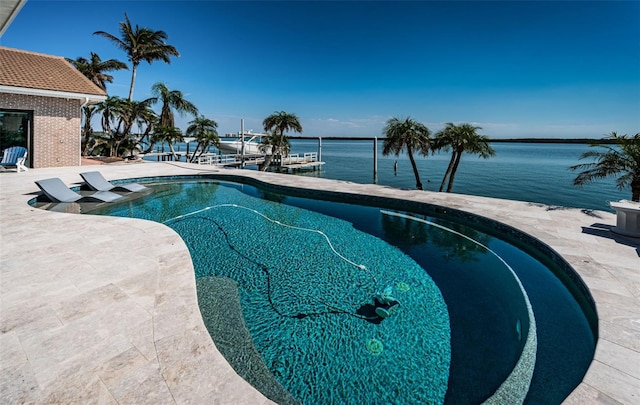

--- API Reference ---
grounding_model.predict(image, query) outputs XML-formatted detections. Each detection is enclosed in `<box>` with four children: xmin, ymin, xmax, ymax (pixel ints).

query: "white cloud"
<box><xmin>303</xmin><ymin>116</ymin><xmax>389</xmax><ymax>137</ymax></box>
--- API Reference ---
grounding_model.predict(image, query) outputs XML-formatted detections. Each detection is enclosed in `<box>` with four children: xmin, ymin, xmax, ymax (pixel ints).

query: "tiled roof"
<box><xmin>0</xmin><ymin>46</ymin><xmax>106</xmax><ymax>96</ymax></box>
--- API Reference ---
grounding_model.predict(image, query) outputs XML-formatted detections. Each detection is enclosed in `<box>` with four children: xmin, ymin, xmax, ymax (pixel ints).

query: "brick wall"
<box><xmin>0</xmin><ymin>93</ymin><xmax>81</xmax><ymax>168</ymax></box>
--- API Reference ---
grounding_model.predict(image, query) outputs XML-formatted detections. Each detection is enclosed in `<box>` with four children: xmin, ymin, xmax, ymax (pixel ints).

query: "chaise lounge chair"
<box><xmin>80</xmin><ymin>171</ymin><xmax>148</xmax><ymax>192</ymax></box>
<box><xmin>35</xmin><ymin>178</ymin><xmax>124</xmax><ymax>203</ymax></box>
<box><xmin>0</xmin><ymin>146</ymin><xmax>28</xmax><ymax>172</ymax></box>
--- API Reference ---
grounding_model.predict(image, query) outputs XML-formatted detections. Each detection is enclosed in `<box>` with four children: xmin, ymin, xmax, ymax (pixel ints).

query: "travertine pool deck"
<box><xmin>1</xmin><ymin>162</ymin><xmax>638</xmax><ymax>404</ymax></box>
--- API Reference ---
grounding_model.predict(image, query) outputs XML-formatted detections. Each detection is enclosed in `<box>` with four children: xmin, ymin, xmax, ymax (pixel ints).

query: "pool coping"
<box><xmin>1</xmin><ymin>162</ymin><xmax>638</xmax><ymax>404</ymax></box>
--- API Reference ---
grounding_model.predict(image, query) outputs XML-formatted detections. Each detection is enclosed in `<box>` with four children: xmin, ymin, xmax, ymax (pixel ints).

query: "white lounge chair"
<box><xmin>35</xmin><ymin>178</ymin><xmax>123</xmax><ymax>203</ymax></box>
<box><xmin>80</xmin><ymin>171</ymin><xmax>148</xmax><ymax>192</ymax></box>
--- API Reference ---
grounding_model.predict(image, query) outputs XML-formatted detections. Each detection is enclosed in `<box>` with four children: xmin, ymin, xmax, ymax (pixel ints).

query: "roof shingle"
<box><xmin>0</xmin><ymin>46</ymin><xmax>107</xmax><ymax>96</ymax></box>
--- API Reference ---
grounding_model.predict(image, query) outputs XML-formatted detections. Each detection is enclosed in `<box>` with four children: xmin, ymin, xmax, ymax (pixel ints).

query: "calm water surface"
<box><xmin>285</xmin><ymin>140</ymin><xmax>627</xmax><ymax>212</ymax></box>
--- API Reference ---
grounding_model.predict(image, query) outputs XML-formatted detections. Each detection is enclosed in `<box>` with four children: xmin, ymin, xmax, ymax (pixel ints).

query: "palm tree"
<box><xmin>95</xmin><ymin>96</ymin><xmax>155</xmax><ymax>156</ymax></box>
<box><xmin>66</xmin><ymin>53</ymin><xmax>127</xmax><ymax>155</ymax></box>
<box><xmin>153</xmin><ymin>125</ymin><xmax>184</xmax><ymax>160</ymax></box>
<box><xmin>130</xmin><ymin>101</ymin><xmax>158</xmax><ymax>152</ymax></box>
<box><xmin>88</xmin><ymin>132</ymin><xmax>115</xmax><ymax>157</ymax></box>
<box><xmin>103</xmin><ymin>97</ymin><xmax>131</xmax><ymax>156</ymax></box>
<box><xmin>79</xmin><ymin>104</ymin><xmax>97</xmax><ymax>156</ymax></box>
<box><xmin>96</xmin><ymin>96</ymin><xmax>123</xmax><ymax>141</ymax></box>
<box><xmin>261</xmin><ymin>111</ymin><xmax>303</xmax><ymax>171</ymax></box>
<box><xmin>112</xmin><ymin>98</ymin><xmax>156</xmax><ymax>157</ymax></box>
<box><xmin>94</xmin><ymin>13</ymin><xmax>179</xmax><ymax>101</ymax></box>
<box><xmin>433</xmin><ymin>123</ymin><xmax>495</xmax><ymax>193</ymax></box>
<box><xmin>150</xmin><ymin>82</ymin><xmax>199</xmax><ymax>127</ymax></box>
<box><xmin>571</xmin><ymin>132</ymin><xmax>640</xmax><ymax>202</ymax></box>
<box><xmin>66</xmin><ymin>52</ymin><xmax>127</xmax><ymax>91</ymax></box>
<box><xmin>382</xmin><ymin>117</ymin><xmax>431</xmax><ymax>190</ymax></box>
<box><xmin>186</xmin><ymin>115</ymin><xmax>220</xmax><ymax>162</ymax></box>
<box><xmin>259</xmin><ymin>131</ymin><xmax>291</xmax><ymax>170</ymax></box>
<box><xmin>139</xmin><ymin>114</ymin><xmax>160</xmax><ymax>155</ymax></box>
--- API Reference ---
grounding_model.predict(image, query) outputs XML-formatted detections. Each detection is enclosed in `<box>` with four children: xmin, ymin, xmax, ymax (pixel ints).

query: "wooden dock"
<box><xmin>194</xmin><ymin>152</ymin><xmax>324</xmax><ymax>172</ymax></box>
<box><xmin>275</xmin><ymin>153</ymin><xmax>325</xmax><ymax>173</ymax></box>
<box><xmin>143</xmin><ymin>152</ymin><xmax>187</xmax><ymax>162</ymax></box>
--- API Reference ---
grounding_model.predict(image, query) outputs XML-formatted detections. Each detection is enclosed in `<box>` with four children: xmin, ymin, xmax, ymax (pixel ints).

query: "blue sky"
<box><xmin>2</xmin><ymin>0</ymin><xmax>639</xmax><ymax>138</ymax></box>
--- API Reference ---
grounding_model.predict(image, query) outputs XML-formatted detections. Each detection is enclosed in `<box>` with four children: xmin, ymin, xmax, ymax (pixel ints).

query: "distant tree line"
<box><xmin>489</xmin><ymin>138</ymin><xmax>620</xmax><ymax>144</ymax></box>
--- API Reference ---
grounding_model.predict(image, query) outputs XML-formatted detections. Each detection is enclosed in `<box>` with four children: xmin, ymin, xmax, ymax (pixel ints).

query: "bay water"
<box><xmin>161</xmin><ymin>139</ymin><xmax>628</xmax><ymax>212</ymax></box>
<box><xmin>286</xmin><ymin>139</ymin><xmax>627</xmax><ymax>213</ymax></box>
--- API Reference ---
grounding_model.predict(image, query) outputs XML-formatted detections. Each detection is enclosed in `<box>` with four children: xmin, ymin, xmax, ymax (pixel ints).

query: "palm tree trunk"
<box><xmin>82</xmin><ymin>106</ymin><xmax>93</xmax><ymax>156</ymax></box>
<box><xmin>261</xmin><ymin>153</ymin><xmax>274</xmax><ymax>171</ymax></box>
<box><xmin>407</xmin><ymin>148</ymin><xmax>423</xmax><ymax>190</ymax></box>
<box><xmin>188</xmin><ymin>143</ymin><xmax>198</xmax><ymax>163</ymax></box>
<box><xmin>190</xmin><ymin>142</ymin><xmax>204</xmax><ymax>163</ymax></box>
<box><xmin>142</xmin><ymin>142</ymin><xmax>156</xmax><ymax>154</ymax></box>
<box><xmin>168</xmin><ymin>141</ymin><xmax>179</xmax><ymax>161</ymax></box>
<box><xmin>446</xmin><ymin>151</ymin><xmax>463</xmax><ymax>192</ymax></box>
<box><xmin>440</xmin><ymin>153</ymin><xmax>456</xmax><ymax>192</ymax></box>
<box><xmin>194</xmin><ymin>147</ymin><xmax>207</xmax><ymax>163</ymax></box>
<box><xmin>128</xmin><ymin>63</ymin><xmax>138</xmax><ymax>101</ymax></box>
<box><xmin>140</xmin><ymin>130</ymin><xmax>155</xmax><ymax>154</ymax></box>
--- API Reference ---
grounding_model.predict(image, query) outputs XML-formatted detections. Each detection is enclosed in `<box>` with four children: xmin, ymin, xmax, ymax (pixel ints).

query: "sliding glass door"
<box><xmin>0</xmin><ymin>109</ymin><xmax>32</xmax><ymax>167</ymax></box>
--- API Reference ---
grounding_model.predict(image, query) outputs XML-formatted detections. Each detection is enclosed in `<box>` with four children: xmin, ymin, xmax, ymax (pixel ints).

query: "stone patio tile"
<box><xmin>39</xmin><ymin>366</ymin><xmax>117</xmax><ymax>405</ymax></box>
<box><xmin>115</xmin><ymin>268</ymin><xmax>159</xmax><ymax>313</ymax></box>
<box><xmin>599</xmin><ymin>319</ymin><xmax>640</xmax><ymax>352</ymax></box>
<box><xmin>104</xmin><ymin>358</ymin><xmax>175</xmax><ymax>404</ymax></box>
<box><xmin>0</xmin><ymin>361</ymin><xmax>40</xmax><ymax>404</ymax></box>
<box><xmin>0</xmin><ymin>300</ymin><xmax>63</xmax><ymax>337</ymax></box>
<box><xmin>93</xmin><ymin>346</ymin><xmax>150</xmax><ymax>388</ymax></box>
<box><xmin>563</xmin><ymin>383</ymin><xmax>624</xmax><ymax>405</ymax></box>
<box><xmin>153</xmin><ymin>299</ymin><xmax>203</xmax><ymax>342</ymax></box>
<box><xmin>583</xmin><ymin>276</ymin><xmax>636</xmax><ymax>299</ymax></box>
<box><xmin>155</xmin><ymin>326</ymin><xmax>276</xmax><ymax>404</ymax></box>
<box><xmin>0</xmin><ymin>331</ymin><xmax>27</xmax><ymax>370</ymax></box>
<box><xmin>583</xmin><ymin>360</ymin><xmax>640</xmax><ymax>405</ymax></box>
<box><xmin>594</xmin><ymin>339</ymin><xmax>640</xmax><ymax>379</ymax></box>
<box><xmin>53</xmin><ymin>283</ymin><xmax>129</xmax><ymax>323</ymax></box>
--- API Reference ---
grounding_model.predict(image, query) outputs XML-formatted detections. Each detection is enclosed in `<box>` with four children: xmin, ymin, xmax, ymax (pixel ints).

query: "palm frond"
<box><xmin>571</xmin><ymin>132</ymin><xmax>640</xmax><ymax>200</ymax></box>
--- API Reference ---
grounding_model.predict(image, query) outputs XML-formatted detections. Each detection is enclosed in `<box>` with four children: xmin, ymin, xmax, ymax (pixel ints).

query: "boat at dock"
<box><xmin>218</xmin><ymin>130</ymin><xmax>271</xmax><ymax>155</ymax></box>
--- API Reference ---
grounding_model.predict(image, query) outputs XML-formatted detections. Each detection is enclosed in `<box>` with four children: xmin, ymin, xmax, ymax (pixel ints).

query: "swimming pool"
<box><xmin>74</xmin><ymin>176</ymin><xmax>596</xmax><ymax>404</ymax></box>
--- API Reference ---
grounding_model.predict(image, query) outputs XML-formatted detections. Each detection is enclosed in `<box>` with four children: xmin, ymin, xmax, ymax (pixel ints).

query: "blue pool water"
<box><xmin>90</xmin><ymin>178</ymin><xmax>596</xmax><ymax>404</ymax></box>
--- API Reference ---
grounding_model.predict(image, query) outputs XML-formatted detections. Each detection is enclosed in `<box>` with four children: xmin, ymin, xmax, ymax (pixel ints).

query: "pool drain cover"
<box><xmin>366</xmin><ymin>339</ymin><xmax>384</xmax><ymax>355</ymax></box>
<box><xmin>396</xmin><ymin>282</ymin><xmax>410</xmax><ymax>292</ymax></box>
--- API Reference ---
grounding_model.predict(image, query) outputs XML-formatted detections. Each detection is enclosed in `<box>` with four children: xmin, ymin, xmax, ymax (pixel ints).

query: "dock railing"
<box><xmin>192</xmin><ymin>151</ymin><xmax>322</xmax><ymax>171</ymax></box>
<box><xmin>279</xmin><ymin>152</ymin><xmax>317</xmax><ymax>165</ymax></box>
<box><xmin>197</xmin><ymin>154</ymin><xmax>238</xmax><ymax>165</ymax></box>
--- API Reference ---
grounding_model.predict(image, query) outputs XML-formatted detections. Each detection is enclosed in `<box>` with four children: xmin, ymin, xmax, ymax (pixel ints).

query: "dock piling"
<box><xmin>373</xmin><ymin>137</ymin><xmax>378</xmax><ymax>184</ymax></box>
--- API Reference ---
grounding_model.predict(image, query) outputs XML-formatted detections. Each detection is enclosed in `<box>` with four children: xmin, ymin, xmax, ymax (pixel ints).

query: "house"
<box><xmin>0</xmin><ymin>46</ymin><xmax>107</xmax><ymax>168</ymax></box>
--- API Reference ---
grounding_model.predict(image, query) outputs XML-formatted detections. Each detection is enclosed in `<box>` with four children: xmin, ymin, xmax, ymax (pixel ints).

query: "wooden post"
<box><xmin>373</xmin><ymin>137</ymin><xmax>378</xmax><ymax>184</ymax></box>
<box><xmin>318</xmin><ymin>137</ymin><xmax>322</xmax><ymax>163</ymax></box>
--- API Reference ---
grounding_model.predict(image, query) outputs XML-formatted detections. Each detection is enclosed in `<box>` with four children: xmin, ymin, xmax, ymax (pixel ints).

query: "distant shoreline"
<box><xmin>488</xmin><ymin>138</ymin><xmax>613</xmax><ymax>144</ymax></box>
<box><xmin>289</xmin><ymin>136</ymin><xmax>614</xmax><ymax>144</ymax></box>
